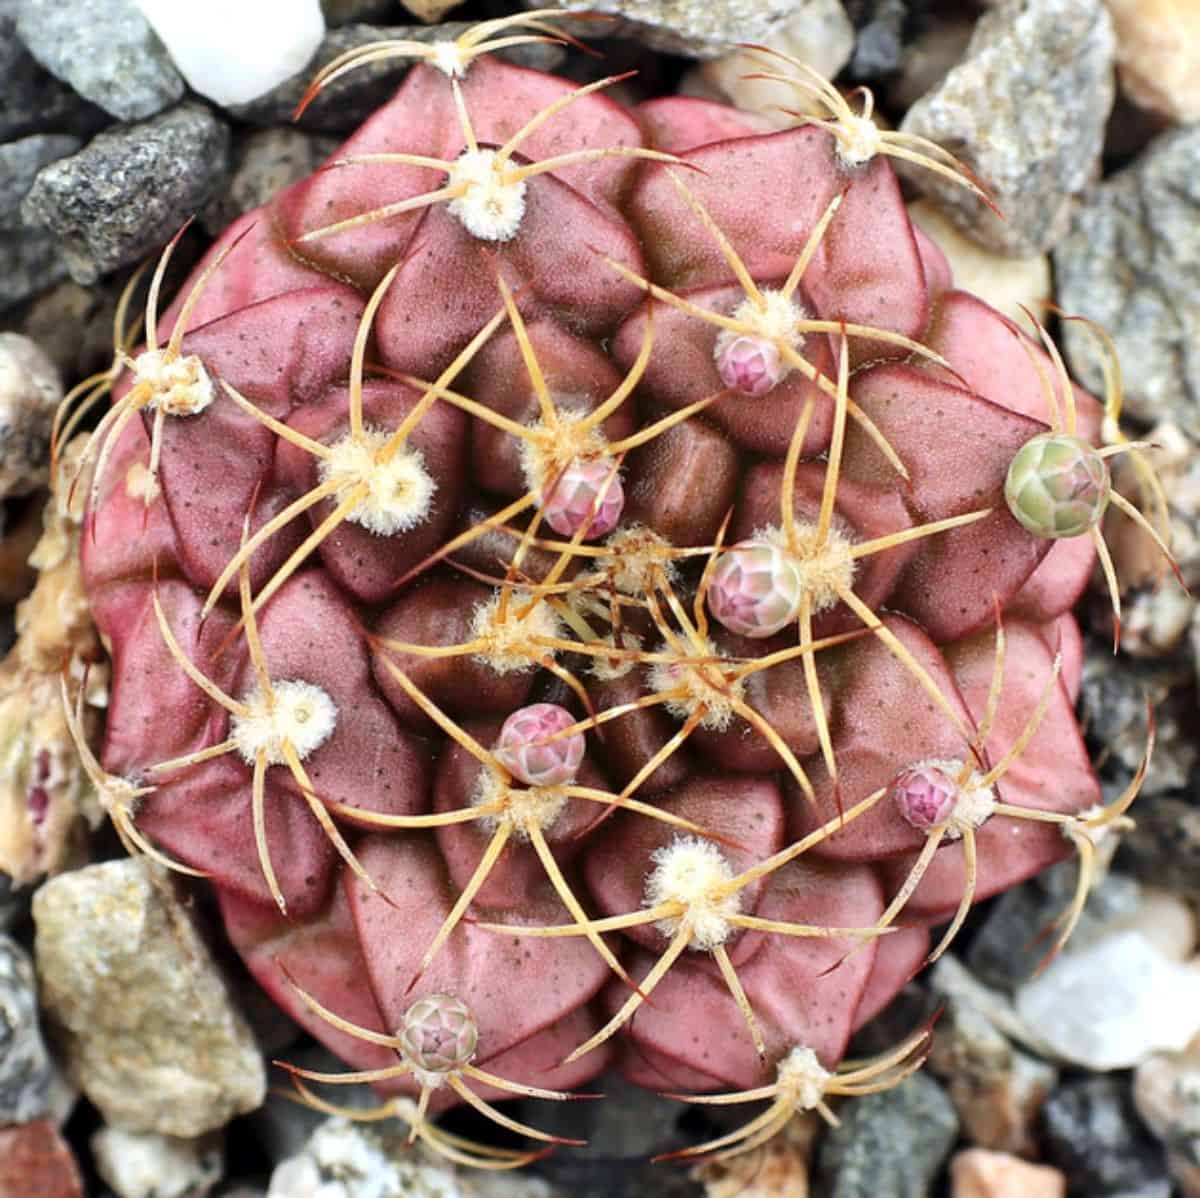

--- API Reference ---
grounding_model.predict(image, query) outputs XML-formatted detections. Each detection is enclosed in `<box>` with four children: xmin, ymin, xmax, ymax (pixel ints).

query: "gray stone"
<box><xmin>1116</xmin><ymin>795</ymin><xmax>1200</xmax><ymax>899</ymax></box>
<box><xmin>321</xmin><ymin>0</ymin><xmax>397</xmax><ymax>23</ymax></box>
<box><xmin>0</xmin><ymin>933</ymin><xmax>54</xmax><ymax>1123</ymax></box>
<box><xmin>1077</xmin><ymin>645</ymin><xmax>1196</xmax><ymax>796</ymax></box>
<box><xmin>1055</xmin><ymin>127</ymin><xmax>1200</xmax><ymax>436</ymax></box>
<box><xmin>0</xmin><ymin>135</ymin><xmax>79</xmax><ymax>309</ymax></box>
<box><xmin>0</xmin><ymin>331</ymin><xmax>64</xmax><ymax>499</ymax></box>
<box><xmin>1041</xmin><ymin>1076</ymin><xmax>1172</xmax><ymax>1196</ymax></box>
<box><xmin>899</xmin><ymin>0</ymin><xmax>1114</xmax><ymax>256</ymax></box>
<box><xmin>15</xmin><ymin>0</ymin><xmax>186</xmax><ymax>121</ymax></box>
<box><xmin>92</xmin><ymin>1128</ymin><xmax>224</xmax><ymax>1198</ymax></box>
<box><xmin>231</xmin><ymin>23</ymin><xmax>567</xmax><ymax>135</ymax></box>
<box><xmin>202</xmin><ymin>128</ymin><xmax>335</xmax><ymax>237</ymax></box>
<box><xmin>0</xmin><ymin>8</ymin><xmax>107</xmax><ymax>142</ymax></box>
<box><xmin>531</xmin><ymin>0</ymin><xmax>845</xmax><ymax>59</ymax></box>
<box><xmin>1135</xmin><ymin>1042</ymin><xmax>1200</xmax><ymax>1178</ymax></box>
<box><xmin>22</xmin><ymin>103</ymin><xmax>231</xmax><ymax>284</ymax></box>
<box><xmin>32</xmin><ymin>858</ymin><xmax>266</xmax><ymax>1137</ymax></box>
<box><xmin>844</xmin><ymin>0</ymin><xmax>907</xmax><ymax>79</ymax></box>
<box><xmin>815</xmin><ymin>1072</ymin><xmax>958</xmax><ymax>1198</ymax></box>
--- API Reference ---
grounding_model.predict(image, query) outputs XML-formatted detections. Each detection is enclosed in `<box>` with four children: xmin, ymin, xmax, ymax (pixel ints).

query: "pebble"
<box><xmin>907</xmin><ymin>198</ymin><xmax>1051</xmax><ymax>324</ymax></box>
<box><xmin>0</xmin><ymin>934</ymin><xmax>54</xmax><ymax>1123</ymax></box>
<box><xmin>1054</xmin><ymin>125</ymin><xmax>1200</xmax><ymax>435</ymax></box>
<box><xmin>1105</xmin><ymin>0</ymin><xmax>1200</xmax><ymax>123</ymax></box>
<box><xmin>92</xmin><ymin>1128</ymin><xmax>223</xmax><ymax>1198</ymax></box>
<box><xmin>843</xmin><ymin>0</ymin><xmax>907</xmax><ymax>80</ymax></box>
<box><xmin>888</xmin><ymin>14</ymin><xmax>973</xmax><ymax>112</ymax></box>
<box><xmin>950</xmin><ymin>1149</ymin><xmax>1065</xmax><ymax>1198</ymax></box>
<box><xmin>0</xmin><ymin>1119</ymin><xmax>83</xmax><ymax>1198</ymax></box>
<box><xmin>202</xmin><ymin>127</ymin><xmax>334</xmax><ymax>236</ymax></box>
<box><xmin>0</xmin><ymin>135</ymin><xmax>78</xmax><ymax>310</ymax></box>
<box><xmin>1041</xmin><ymin>1076</ymin><xmax>1172</xmax><ymax>1196</ymax></box>
<box><xmin>1117</xmin><ymin>796</ymin><xmax>1200</xmax><ymax>899</ymax></box>
<box><xmin>32</xmin><ymin>858</ymin><xmax>266</xmax><ymax>1137</ymax></box>
<box><xmin>695</xmin><ymin>1114</ymin><xmax>815</xmax><ymax>1197</ymax></box>
<box><xmin>0</xmin><ymin>332</ymin><xmax>63</xmax><ymax>500</ymax></box>
<box><xmin>135</xmin><ymin>0</ymin><xmax>326</xmax><ymax>108</ymax></box>
<box><xmin>15</xmin><ymin>0</ymin><xmax>185</xmax><ymax>121</ymax></box>
<box><xmin>1077</xmin><ymin>645</ymin><xmax>1196</xmax><ymax>795</ymax></box>
<box><xmin>232</xmin><ymin>23</ymin><xmax>567</xmax><ymax>134</ymax></box>
<box><xmin>22</xmin><ymin>102</ymin><xmax>231</xmax><ymax>285</ymax></box>
<box><xmin>899</xmin><ymin>0</ymin><xmax>1115</xmax><ymax>256</ymax></box>
<box><xmin>815</xmin><ymin>1072</ymin><xmax>959</xmax><ymax>1198</ymax></box>
<box><xmin>1135</xmin><ymin>1038</ymin><xmax>1200</xmax><ymax>1193</ymax></box>
<box><xmin>693</xmin><ymin>0</ymin><xmax>855</xmax><ymax>123</ymax></box>
<box><xmin>928</xmin><ymin>993</ymin><xmax>1058</xmax><ymax>1157</ymax></box>
<box><xmin>1015</xmin><ymin>928</ymin><xmax>1200</xmax><ymax>1069</ymax></box>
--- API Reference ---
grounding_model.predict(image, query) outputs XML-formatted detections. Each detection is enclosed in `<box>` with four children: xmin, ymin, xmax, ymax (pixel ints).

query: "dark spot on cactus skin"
<box><xmin>27</xmin><ymin>750</ymin><xmax>52</xmax><ymax>825</ymax></box>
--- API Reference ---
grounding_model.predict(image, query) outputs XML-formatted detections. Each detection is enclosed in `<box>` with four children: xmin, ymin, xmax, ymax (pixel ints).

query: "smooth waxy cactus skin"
<box><xmin>68</xmin><ymin>28</ymin><xmax>1161</xmax><ymax>1165</ymax></box>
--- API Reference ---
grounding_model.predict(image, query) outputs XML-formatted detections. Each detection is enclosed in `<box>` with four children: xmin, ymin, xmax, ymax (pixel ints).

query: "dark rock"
<box><xmin>1115</xmin><ymin>795</ymin><xmax>1200</xmax><ymax>898</ymax></box>
<box><xmin>0</xmin><ymin>934</ymin><xmax>54</xmax><ymax>1123</ymax></box>
<box><xmin>844</xmin><ymin>0</ymin><xmax>907</xmax><ymax>79</ymax></box>
<box><xmin>21</xmin><ymin>103</ymin><xmax>231</xmax><ymax>285</ymax></box>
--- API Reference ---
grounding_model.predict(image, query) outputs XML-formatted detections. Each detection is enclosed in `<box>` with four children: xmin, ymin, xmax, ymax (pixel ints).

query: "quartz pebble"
<box><xmin>0</xmin><ymin>933</ymin><xmax>55</xmax><ymax>1123</ymax></box>
<box><xmin>135</xmin><ymin>0</ymin><xmax>326</xmax><ymax>107</ymax></box>
<box><xmin>900</xmin><ymin>0</ymin><xmax>1115</xmax><ymax>255</ymax></box>
<box><xmin>92</xmin><ymin>1128</ymin><xmax>223</xmax><ymax>1198</ymax></box>
<box><xmin>1105</xmin><ymin>0</ymin><xmax>1200</xmax><ymax>123</ymax></box>
<box><xmin>33</xmin><ymin>858</ymin><xmax>266</xmax><ymax>1136</ymax></box>
<box><xmin>950</xmin><ymin>1149</ymin><xmax>1065</xmax><ymax>1198</ymax></box>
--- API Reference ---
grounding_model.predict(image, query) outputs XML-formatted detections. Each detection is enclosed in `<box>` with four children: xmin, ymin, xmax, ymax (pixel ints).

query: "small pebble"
<box><xmin>33</xmin><ymin>858</ymin><xmax>266</xmax><ymax>1136</ymax></box>
<box><xmin>16</xmin><ymin>0</ymin><xmax>184</xmax><ymax>121</ymax></box>
<box><xmin>0</xmin><ymin>1119</ymin><xmax>83</xmax><ymax>1198</ymax></box>
<box><xmin>0</xmin><ymin>933</ymin><xmax>55</xmax><ymax>1123</ymax></box>
<box><xmin>22</xmin><ymin>102</ymin><xmax>231</xmax><ymax>284</ymax></box>
<box><xmin>135</xmin><ymin>0</ymin><xmax>326</xmax><ymax>107</ymax></box>
<box><xmin>816</xmin><ymin>1072</ymin><xmax>959</xmax><ymax>1198</ymax></box>
<box><xmin>843</xmin><ymin>0</ymin><xmax>907</xmax><ymax>80</ymax></box>
<box><xmin>1117</xmin><ymin>796</ymin><xmax>1200</xmax><ymax>900</ymax></box>
<box><xmin>92</xmin><ymin>1128</ymin><xmax>223</xmax><ymax>1198</ymax></box>
<box><xmin>1135</xmin><ymin>1037</ymin><xmax>1200</xmax><ymax>1191</ymax></box>
<box><xmin>900</xmin><ymin>0</ymin><xmax>1115</xmax><ymax>255</ymax></box>
<box><xmin>0</xmin><ymin>332</ymin><xmax>63</xmax><ymax>500</ymax></box>
<box><xmin>1105</xmin><ymin>0</ymin><xmax>1200</xmax><ymax>123</ymax></box>
<box><xmin>950</xmin><ymin>1149</ymin><xmax>1065</xmax><ymax>1198</ymax></box>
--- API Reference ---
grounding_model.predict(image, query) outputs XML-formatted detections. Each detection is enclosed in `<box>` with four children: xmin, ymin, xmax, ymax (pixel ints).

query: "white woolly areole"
<box><xmin>777</xmin><ymin>1045</ymin><xmax>833</xmax><ymax>1110</ymax></box>
<box><xmin>446</xmin><ymin>149</ymin><xmax>527</xmax><ymax>242</ymax></box>
<box><xmin>647</xmin><ymin>637</ymin><xmax>744</xmax><ymax>731</ymax></box>
<box><xmin>836</xmin><ymin>115</ymin><xmax>883</xmax><ymax>167</ymax></box>
<box><xmin>104</xmin><ymin>775</ymin><xmax>148</xmax><ymax>818</ymax></box>
<box><xmin>760</xmin><ymin>522</ymin><xmax>857</xmax><ymax>615</ymax></box>
<box><xmin>231</xmin><ymin>680</ymin><xmax>338</xmax><ymax>766</ymax></box>
<box><xmin>470</xmin><ymin>590</ymin><xmax>560</xmax><ymax>675</ymax></box>
<box><xmin>913</xmin><ymin>756</ymin><xmax>996</xmax><ymax>840</ymax></box>
<box><xmin>317</xmin><ymin>427</ymin><xmax>435</xmax><ymax>537</ymax></box>
<box><xmin>601</xmin><ymin>524</ymin><xmax>680</xmax><ymax>597</ymax></box>
<box><xmin>134</xmin><ymin>350</ymin><xmax>215</xmax><ymax>417</ymax></box>
<box><xmin>430</xmin><ymin>41</ymin><xmax>469</xmax><ymax>78</ymax></box>
<box><xmin>518</xmin><ymin>409</ymin><xmax>609</xmax><ymax>496</ymax></box>
<box><xmin>645</xmin><ymin>836</ymin><xmax>742</xmax><ymax>950</ymax></box>
<box><xmin>713</xmin><ymin>291</ymin><xmax>807</xmax><ymax>373</ymax></box>
<box><xmin>586</xmin><ymin>629</ymin><xmax>642</xmax><ymax>682</ymax></box>
<box><xmin>473</xmin><ymin>771</ymin><xmax>568</xmax><ymax>839</ymax></box>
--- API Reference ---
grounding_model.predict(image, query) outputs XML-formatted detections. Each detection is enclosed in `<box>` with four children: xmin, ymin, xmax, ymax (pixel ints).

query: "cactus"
<box><xmin>63</xmin><ymin>13</ymin><xmax>1173</xmax><ymax>1168</ymax></box>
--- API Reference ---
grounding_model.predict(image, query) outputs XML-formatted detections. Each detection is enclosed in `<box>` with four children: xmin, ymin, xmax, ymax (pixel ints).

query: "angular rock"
<box><xmin>1041</xmin><ymin>1076</ymin><xmax>1172</xmax><ymax>1196</ymax></box>
<box><xmin>533</xmin><ymin>0</ymin><xmax>846</xmax><ymax>59</ymax></box>
<box><xmin>32</xmin><ymin>858</ymin><xmax>266</xmax><ymax>1136</ymax></box>
<box><xmin>1106</xmin><ymin>0</ymin><xmax>1200</xmax><ymax>123</ymax></box>
<box><xmin>950</xmin><ymin>1150</ymin><xmax>1065</xmax><ymax>1198</ymax></box>
<box><xmin>816</xmin><ymin>1073</ymin><xmax>958</xmax><ymax>1198</ymax></box>
<box><xmin>0</xmin><ymin>135</ymin><xmax>79</xmax><ymax>309</ymax></box>
<box><xmin>21</xmin><ymin>103</ymin><xmax>230</xmax><ymax>284</ymax></box>
<box><xmin>15</xmin><ymin>0</ymin><xmax>185</xmax><ymax>121</ymax></box>
<box><xmin>0</xmin><ymin>1119</ymin><xmax>83</xmax><ymax>1198</ymax></box>
<box><xmin>1055</xmin><ymin>126</ymin><xmax>1200</xmax><ymax>435</ymax></box>
<box><xmin>0</xmin><ymin>332</ymin><xmax>63</xmax><ymax>500</ymax></box>
<box><xmin>91</xmin><ymin>1128</ymin><xmax>223</xmax><ymax>1198</ymax></box>
<box><xmin>1016</xmin><ymin>928</ymin><xmax>1200</xmax><ymax>1070</ymax></box>
<box><xmin>0</xmin><ymin>933</ymin><xmax>54</xmax><ymax>1122</ymax></box>
<box><xmin>900</xmin><ymin>0</ymin><xmax>1115</xmax><ymax>255</ymax></box>
<box><xmin>232</xmin><ymin>22</ymin><xmax>566</xmax><ymax>134</ymax></box>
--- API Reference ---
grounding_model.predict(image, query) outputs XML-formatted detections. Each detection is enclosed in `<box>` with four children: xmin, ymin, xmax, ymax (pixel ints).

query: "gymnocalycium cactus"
<box><xmin>58</xmin><ymin>12</ymin><xmax>1173</xmax><ymax>1167</ymax></box>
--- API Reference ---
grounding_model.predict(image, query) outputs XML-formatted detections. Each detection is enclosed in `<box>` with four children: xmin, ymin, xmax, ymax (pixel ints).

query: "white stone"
<box><xmin>92</xmin><ymin>1127</ymin><xmax>222</xmax><ymax>1198</ymax></box>
<box><xmin>135</xmin><ymin>0</ymin><xmax>326</xmax><ymax>107</ymax></box>
<box><xmin>1015</xmin><ymin>930</ymin><xmax>1200</xmax><ymax>1070</ymax></box>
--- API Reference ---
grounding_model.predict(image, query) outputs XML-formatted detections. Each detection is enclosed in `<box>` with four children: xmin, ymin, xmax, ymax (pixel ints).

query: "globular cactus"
<box><xmin>60</xmin><ymin>13</ymin><xmax>1174</xmax><ymax>1167</ymax></box>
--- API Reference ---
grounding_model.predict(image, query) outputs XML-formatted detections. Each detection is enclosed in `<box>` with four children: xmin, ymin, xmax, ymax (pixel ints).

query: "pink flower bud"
<box><xmin>707</xmin><ymin>542</ymin><xmax>803</xmax><ymax>638</ymax></box>
<box><xmin>542</xmin><ymin>457</ymin><xmax>624</xmax><ymax>540</ymax></box>
<box><xmin>717</xmin><ymin>336</ymin><xmax>783</xmax><ymax>397</ymax></box>
<box><xmin>495</xmin><ymin>702</ymin><xmax>584</xmax><ymax>787</ymax></box>
<box><xmin>400</xmin><ymin>994</ymin><xmax>478</xmax><ymax>1073</ymax></box>
<box><xmin>891</xmin><ymin>764</ymin><xmax>958</xmax><ymax>831</ymax></box>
